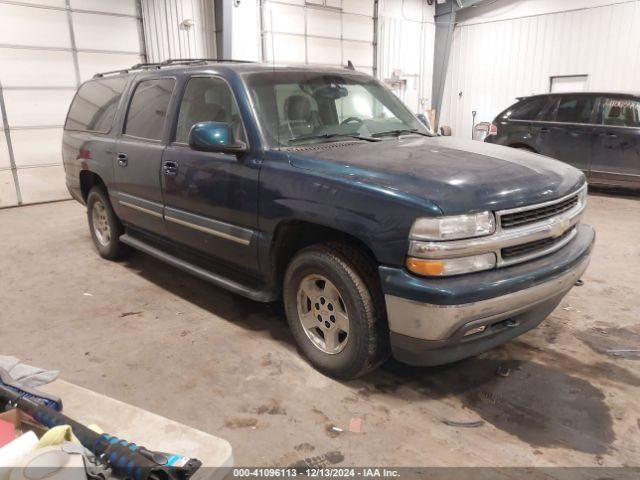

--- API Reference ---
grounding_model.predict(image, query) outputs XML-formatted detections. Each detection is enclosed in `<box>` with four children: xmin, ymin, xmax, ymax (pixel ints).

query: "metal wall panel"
<box><xmin>11</xmin><ymin>128</ymin><xmax>64</xmax><ymax>168</ymax></box>
<box><xmin>77</xmin><ymin>52</ymin><xmax>142</xmax><ymax>81</ymax></box>
<box><xmin>0</xmin><ymin>48</ymin><xmax>76</xmax><ymax>87</ymax></box>
<box><xmin>3</xmin><ymin>90</ymin><xmax>76</xmax><ymax>127</ymax></box>
<box><xmin>70</xmin><ymin>0</ymin><xmax>138</xmax><ymax>16</ymax></box>
<box><xmin>72</xmin><ymin>12</ymin><xmax>141</xmax><ymax>52</ymax></box>
<box><xmin>377</xmin><ymin>0</ymin><xmax>435</xmax><ymax>113</ymax></box>
<box><xmin>0</xmin><ymin>4</ymin><xmax>70</xmax><ymax>48</ymax></box>
<box><xmin>0</xmin><ymin>0</ymin><xmax>145</xmax><ymax>207</ymax></box>
<box><xmin>440</xmin><ymin>0</ymin><xmax>640</xmax><ymax>138</ymax></box>
<box><xmin>141</xmin><ymin>0</ymin><xmax>217</xmax><ymax>62</ymax></box>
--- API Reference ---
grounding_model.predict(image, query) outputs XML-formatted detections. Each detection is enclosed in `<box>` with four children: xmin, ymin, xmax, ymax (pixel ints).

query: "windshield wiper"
<box><xmin>372</xmin><ymin>129</ymin><xmax>431</xmax><ymax>138</ymax></box>
<box><xmin>288</xmin><ymin>133</ymin><xmax>380</xmax><ymax>144</ymax></box>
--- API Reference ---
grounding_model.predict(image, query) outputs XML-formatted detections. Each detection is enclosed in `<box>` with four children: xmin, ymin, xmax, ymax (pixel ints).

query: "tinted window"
<box><xmin>601</xmin><ymin>97</ymin><xmax>640</xmax><ymax>127</ymax></box>
<box><xmin>124</xmin><ymin>78</ymin><xmax>175</xmax><ymax>140</ymax></box>
<box><xmin>65</xmin><ymin>77</ymin><xmax>127</xmax><ymax>133</ymax></box>
<box><xmin>175</xmin><ymin>77</ymin><xmax>245</xmax><ymax>144</ymax></box>
<box><xmin>509</xmin><ymin>97</ymin><xmax>548</xmax><ymax>120</ymax></box>
<box><xmin>555</xmin><ymin>96</ymin><xmax>594</xmax><ymax>124</ymax></box>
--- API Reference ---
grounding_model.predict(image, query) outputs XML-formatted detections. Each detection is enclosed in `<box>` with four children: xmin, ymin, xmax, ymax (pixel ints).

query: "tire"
<box><xmin>86</xmin><ymin>186</ymin><xmax>131</xmax><ymax>260</ymax></box>
<box><xmin>283</xmin><ymin>242</ymin><xmax>389</xmax><ymax>379</ymax></box>
<box><xmin>513</xmin><ymin>145</ymin><xmax>536</xmax><ymax>153</ymax></box>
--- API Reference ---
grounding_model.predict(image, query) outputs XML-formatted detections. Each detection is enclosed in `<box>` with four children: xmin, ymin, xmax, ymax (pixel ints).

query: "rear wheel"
<box><xmin>283</xmin><ymin>243</ymin><xmax>388</xmax><ymax>379</ymax></box>
<box><xmin>86</xmin><ymin>186</ymin><xmax>131</xmax><ymax>260</ymax></box>
<box><xmin>512</xmin><ymin>145</ymin><xmax>536</xmax><ymax>153</ymax></box>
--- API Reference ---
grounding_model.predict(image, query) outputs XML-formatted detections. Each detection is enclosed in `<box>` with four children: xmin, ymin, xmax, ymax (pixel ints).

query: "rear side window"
<box><xmin>509</xmin><ymin>97</ymin><xmax>548</xmax><ymax>120</ymax></box>
<box><xmin>65</xmin><ymin>77</ymin><xmax>127</xmax><ymax>133</ymax></box>
<box><xmin>601</xmin><ymin>98</ymin><xmax>640</xmax><ymax>127</ymax></box>
<box><xmin>554</xmin><ymin>96</ymin><xmax>594</xmax><ymax>124</ymax></box>
<box><xmin>124</xmin><ymin>78</ymin><xmax>175</xmax><ymax>140</ymax></box>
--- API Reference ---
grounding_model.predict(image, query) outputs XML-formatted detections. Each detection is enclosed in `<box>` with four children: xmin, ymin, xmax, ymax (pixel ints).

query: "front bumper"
<box><xmin>380</xmin><ymin>223</ymin><xmax>595</xmax><ymax>366</ymax></box>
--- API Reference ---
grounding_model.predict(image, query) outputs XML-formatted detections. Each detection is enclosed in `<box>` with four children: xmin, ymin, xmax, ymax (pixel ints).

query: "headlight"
<box><xmin>578</xmin><ymin>184</ymin><xmax>588</xmax><ymax>207</ymax></box>
<box><xmin>409</xmin><ymin>212</ymin><xmax>496</xmax><ymax>241</ymax></box>
<box><xmin>406</xmin><ymin>253</ymin><xmax>497</xmax><ymax>277</ymax></box>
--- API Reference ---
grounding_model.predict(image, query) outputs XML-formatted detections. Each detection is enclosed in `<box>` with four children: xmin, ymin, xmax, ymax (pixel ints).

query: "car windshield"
<box><xmin>244</xmin><ymin>70</ymin><xmax>431</xmax><ymax>147</ymax></box>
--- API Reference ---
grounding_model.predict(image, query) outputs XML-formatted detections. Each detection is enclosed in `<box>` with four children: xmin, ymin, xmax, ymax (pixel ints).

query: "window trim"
<box><xmin>169</xmin><ymin>74</ymin><xmax>250</xmax><ymax>149</ymax></box>
<box><xmin>122</xmin><ymin>76</ymin><xmax>177</xmax><ymax>143</ymax></box>
<box><xmin>63</xmin><ymin>77</ymin><xmax>129</xmax><ymax>135</ymax></box>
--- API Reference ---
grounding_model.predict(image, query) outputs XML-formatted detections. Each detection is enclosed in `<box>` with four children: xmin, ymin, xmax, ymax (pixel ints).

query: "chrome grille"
<box><xmin>501</xmin><ymin>228</ymin><xmax>573</xmax><ymax>259</ymax></box>
<box><xmin>500</xmin><ymin>194</ymin><xmax>579</xmax><ymax>229</ymax></box>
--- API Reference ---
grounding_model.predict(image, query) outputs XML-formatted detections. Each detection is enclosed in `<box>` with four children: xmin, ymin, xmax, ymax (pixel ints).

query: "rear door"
<box><xmin>590</xmin><ymin>96</ymin><xmax>640</xmax><ymax>188</ymax></box>
<box><xmin>531</xmin><ymin>94</ymin><xmax>597</xmax><ymax>172</ymax></box>
<box><xmin>161</xmin><ymin>75</ymin><xmax>261</xmax><ymax>276</ymax></box>
<box><xmin>112</xmin><ymin>77</ymin><xmax>176</xmax><ymax>236</ymax></box>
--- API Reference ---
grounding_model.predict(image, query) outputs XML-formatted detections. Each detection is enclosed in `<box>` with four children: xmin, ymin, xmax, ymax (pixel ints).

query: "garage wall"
<box><xmin>261</xmin><ymin>0</ymin><xmax>376</xmax><ymax>75</ymax></box>
<box><xmin>439</xmin><ymin>0</ymin><xmax>640</xmax><ymax>138</ymax></box>
<box><xmin>377</xmin><ymin>0</ymin><xmax>435</xmax><ymax>113</ymax></box>
<box><xmin>0</xmin><ymin>0</ymin><xmax>145</xmax><ymax>208</ymax></box>
<box><xmin>141</xmin><ymin>0</ymin><xmax>216</xmax><ymax>62</ymax></box>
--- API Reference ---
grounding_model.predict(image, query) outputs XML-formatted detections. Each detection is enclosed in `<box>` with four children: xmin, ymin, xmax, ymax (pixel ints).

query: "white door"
<box><xmin>261</xmin><ymin>0</ymin><xmax>375</xmax><ymax>75</ymax></box>
<box><xmin>0</xmin><ymin>0</ymin><xmax>145</xmax><ymax>207</ymax></box>
<box><xmin>550</xmin><ymin>75</ymin><xmax>588</xmax><ymax>93</ymax></box>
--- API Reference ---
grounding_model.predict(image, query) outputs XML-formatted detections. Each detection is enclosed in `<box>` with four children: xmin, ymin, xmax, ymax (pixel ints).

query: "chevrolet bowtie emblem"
<box><xmin>551</xmin><ymin>218</ymin><xmax>570</xmax><ymax>237</ymax></box>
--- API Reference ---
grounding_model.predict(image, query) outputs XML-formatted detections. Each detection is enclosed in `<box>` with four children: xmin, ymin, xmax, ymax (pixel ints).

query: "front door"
<box><xmin>113</xmin><ymin>77</ymin><xmax>176</xmax><ymax>236</ymax></box>
<box><xmin>531</xmin><ymin>94</ymin><xmax>597</xmax><ymax>173</ymax></box>
<box><xmin>591</xmin><ymin>96</ymin><xmax>640</xmax><ymax>188</ymax></box>
<box><xmin>161</xmin><ymin>75</ymin><xmax>261</xmax><ymax>276</ymax></box>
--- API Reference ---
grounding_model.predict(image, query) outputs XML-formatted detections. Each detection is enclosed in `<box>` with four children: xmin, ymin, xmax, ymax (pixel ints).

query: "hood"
<box><xmin>286</xmin><ymin>135</ymin><xmax>585</xmax><ymax>215</ymax></box>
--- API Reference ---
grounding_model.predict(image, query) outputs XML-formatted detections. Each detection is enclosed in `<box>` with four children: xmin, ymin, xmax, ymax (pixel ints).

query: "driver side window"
<box><xmin>175</xmin><ymin>76</ymin><xmax>245</xmax><ymax>144</ymax></box>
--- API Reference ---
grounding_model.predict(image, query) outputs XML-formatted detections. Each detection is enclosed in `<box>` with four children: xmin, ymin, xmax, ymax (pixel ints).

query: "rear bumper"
<box><xmin>380</xmin><ymin>223</ymin><xmax>595</xmax><ymax>366</ymax></box>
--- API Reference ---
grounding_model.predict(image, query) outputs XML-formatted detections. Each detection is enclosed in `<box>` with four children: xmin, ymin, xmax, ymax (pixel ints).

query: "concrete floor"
<box><xmin>1</xmin><ymin>192</ymin><xmax>639</xmax><ymax>468</ymax></box>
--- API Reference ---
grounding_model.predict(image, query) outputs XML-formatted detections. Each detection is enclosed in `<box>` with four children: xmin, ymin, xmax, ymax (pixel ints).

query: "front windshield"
<box><xmin>244</xmin><ymin>71</ymin><xmax>431</xmax><ymax>147</ymax></box>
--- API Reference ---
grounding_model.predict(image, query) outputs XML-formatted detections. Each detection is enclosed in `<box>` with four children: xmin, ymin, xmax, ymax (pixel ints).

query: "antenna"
<box><xmin>346</xmin><ymin>60</ymin><xmax>355</xmax><ymax>71</ymax></box>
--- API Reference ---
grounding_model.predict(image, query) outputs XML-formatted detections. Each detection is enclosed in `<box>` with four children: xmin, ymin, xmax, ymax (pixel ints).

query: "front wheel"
<box><xmin>283</xmin><ymin>243</ymin><xmax>389</xmax><ymax>379</ymax></box>
<box><xmin>86</xmin><ymin>186</ymin><xmax>131</xmax><ymax>260</ymax></box>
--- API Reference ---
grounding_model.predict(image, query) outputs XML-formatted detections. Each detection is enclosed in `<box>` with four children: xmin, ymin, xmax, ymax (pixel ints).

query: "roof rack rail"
<box><xmin>93</xmin><ymin>58</ymin><xmax>255</xmax><ymax>78</ymax></box>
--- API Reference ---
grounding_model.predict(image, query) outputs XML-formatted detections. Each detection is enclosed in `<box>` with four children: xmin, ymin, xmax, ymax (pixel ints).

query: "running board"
<box><xmin>120</xmin><ymin>234</ymin><xmax>276</xmax><ymax>302</ymax></box>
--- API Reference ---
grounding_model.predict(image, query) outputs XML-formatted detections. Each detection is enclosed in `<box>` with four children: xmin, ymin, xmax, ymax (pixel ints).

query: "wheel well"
<box><xmin>79</xmin><ymin>171</ymin><xmax>105</xmax><ymax>202</ymax></box>
<box><xmin>270</xmin><ymin>221</ymin><xmax>378</xmax><ymax>289</ymax></box>
<box><xmin>508</xmin><ymin>143</ymin><xmax>537</xmax><ymax>153</ymax></box>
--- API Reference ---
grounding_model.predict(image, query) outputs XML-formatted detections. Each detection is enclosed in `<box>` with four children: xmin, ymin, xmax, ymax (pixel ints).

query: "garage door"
<box><xmin>0</xmin><ymin>0</ymin><xmax>145</xmax><ymax>208</ymax></box>
<box><xmin>261</xmin><ymin>0</ymin><xmax>375</xmax><ymax>75</ymax></box>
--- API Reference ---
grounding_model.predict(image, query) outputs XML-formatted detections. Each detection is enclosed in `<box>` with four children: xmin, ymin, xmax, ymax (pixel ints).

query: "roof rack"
<box><xmin>93</xmin><ymin>58</ymin><xmax>255</xmax><ymax>78</ymax></box>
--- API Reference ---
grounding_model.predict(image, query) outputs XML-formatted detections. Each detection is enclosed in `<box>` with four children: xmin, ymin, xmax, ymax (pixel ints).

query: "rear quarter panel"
<box><xmin>62</xmin><ymin>131</ymin><xmax>116</xmax><ymax>203</ymax></box>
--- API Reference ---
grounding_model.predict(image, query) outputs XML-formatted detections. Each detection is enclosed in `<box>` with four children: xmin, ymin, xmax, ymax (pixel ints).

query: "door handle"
<box><xmin>117</xmin><ymin>153</ymin><xmax>128</xmax><ymax>167</ymax></box>
<box><xmin>163</xmin><ymin>160</ymin><xmax>179</xmax><ymax>176</ymax></box>
<box><xmin>604</xmin><ymin>132</ymin><xmax>618</xmax><ymax>139</ymax></box>
<box><xmin>539</xmin><ymin>127</ymin><xmax>550</xmax><ymax>134</ymax></box>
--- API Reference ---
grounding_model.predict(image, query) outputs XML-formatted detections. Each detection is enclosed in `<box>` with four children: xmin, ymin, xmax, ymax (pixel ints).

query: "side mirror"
<box><xmin>416</xmin><ymin>113</ymin><xmax>428</xmax><ymax>126</ymax></box>
<box><xmin>188</xmin><ymin>121</ymin><xmax>246</xmax><ymax>155</ymax></box>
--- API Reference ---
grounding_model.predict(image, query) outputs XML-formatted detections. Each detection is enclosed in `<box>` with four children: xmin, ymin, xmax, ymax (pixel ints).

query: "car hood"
<box><xmin>286</xmin><ymin>135</ymin><xmax>585</xmax><ymax>215</ymax></box>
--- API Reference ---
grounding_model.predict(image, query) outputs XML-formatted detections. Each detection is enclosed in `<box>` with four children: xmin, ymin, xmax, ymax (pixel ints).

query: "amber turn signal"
<box><xmin>406</xmin><ymin>258</ymin><xmax>445</xmax><ymax>276</ymax></box>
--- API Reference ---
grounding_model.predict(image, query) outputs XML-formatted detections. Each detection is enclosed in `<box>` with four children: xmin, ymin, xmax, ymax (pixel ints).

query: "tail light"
<box><xmin>488</xmin><ymin>123</ymin><xmax>498</xmax><ymax>136</ymax></box>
